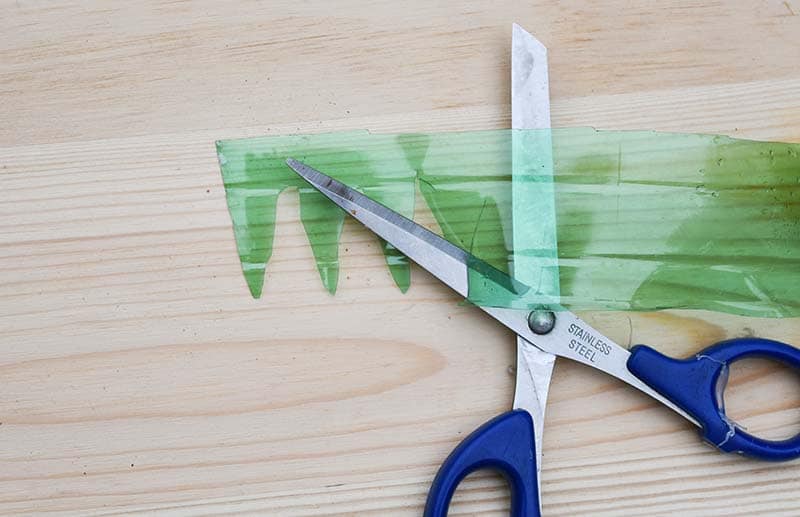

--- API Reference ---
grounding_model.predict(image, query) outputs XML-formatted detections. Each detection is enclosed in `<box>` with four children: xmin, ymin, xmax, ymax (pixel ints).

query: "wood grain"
<box><xmin>1</xmin><ymin>1</ymin><xmax>799</xmax><ymax>515</ymax></box>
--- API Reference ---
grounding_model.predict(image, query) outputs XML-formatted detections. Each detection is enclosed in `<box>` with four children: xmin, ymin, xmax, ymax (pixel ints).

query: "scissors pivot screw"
<box><xmin>528</xmin><ymin>310</ymin><xmax>556</xmax><ymax>335</ymax></box>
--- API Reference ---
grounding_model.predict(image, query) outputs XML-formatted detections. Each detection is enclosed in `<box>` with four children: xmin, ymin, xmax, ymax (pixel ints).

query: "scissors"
<box><xmin>285</xmin><ymin>24</ymin><xmax>800</xmax><ymax>517</ymax></box>
<box><xmin>285</xmin><ymin>156</ymin><xmax>800</xmax><ymax>516</ymax></box>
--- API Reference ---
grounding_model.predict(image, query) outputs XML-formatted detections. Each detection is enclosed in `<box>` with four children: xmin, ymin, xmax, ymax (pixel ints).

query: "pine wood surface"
<box><xmin>2</xmin><ymin>2</ymin><xmax>800</xmax><ymax>515</ymax></box>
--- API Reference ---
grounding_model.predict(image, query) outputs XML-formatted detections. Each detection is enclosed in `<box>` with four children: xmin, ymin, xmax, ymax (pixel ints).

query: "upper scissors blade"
<box><xmin>511</xmin><ymin>25</ymin><xmax>557</xmax><ymax>503</ymax></box>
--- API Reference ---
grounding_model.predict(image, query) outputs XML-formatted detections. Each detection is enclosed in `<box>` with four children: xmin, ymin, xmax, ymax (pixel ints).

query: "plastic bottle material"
<box><xmin>217</xmin><ymin>128</ymin><xmax>800</xmax><ymax>318</ymax></box>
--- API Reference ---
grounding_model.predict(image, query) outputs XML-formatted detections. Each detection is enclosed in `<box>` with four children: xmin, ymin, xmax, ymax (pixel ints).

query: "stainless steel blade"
<box><xmin>511</xmin><ymin>24</ymin><xmax>557</xmax><ymax>494</ymax></box>
<box><xmin>286</xmin><ymin>158</ymin><xmax>471</xmax><ymax>297</ymax></box>
<box><xmin>512</xmin><ymin>23</ymin><xmax>551</xmax><ymax>130</ymax></box>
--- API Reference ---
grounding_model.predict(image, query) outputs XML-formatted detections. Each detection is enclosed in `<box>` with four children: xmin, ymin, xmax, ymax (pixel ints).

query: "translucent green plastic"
<box><xmin>216</xmin><ymin>128</ymin><xmax>800</xmax><ymax>317</ymax></box>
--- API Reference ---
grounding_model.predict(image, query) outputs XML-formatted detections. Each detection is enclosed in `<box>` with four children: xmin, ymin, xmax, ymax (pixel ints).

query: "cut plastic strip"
<box><xmin>216</xmin><ymin>128</ymin><xmax>800</xmax><ymax>317</ymax></box>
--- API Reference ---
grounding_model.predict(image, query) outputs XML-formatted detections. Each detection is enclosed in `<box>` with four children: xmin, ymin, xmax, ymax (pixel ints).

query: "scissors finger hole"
<box><xmin>448</xmin><ymin>470</ymin><xmax>511</xmax><ymax>514</ymax></box>
<box><xmin>722</xmin><ymin>357</ymin><xmax>800</xmax><ymax>441</ymax></box>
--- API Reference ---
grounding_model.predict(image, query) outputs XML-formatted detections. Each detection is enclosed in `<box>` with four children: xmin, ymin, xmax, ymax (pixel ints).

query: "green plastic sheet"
<box><xmin>216</xmin><ymin>128</ymin><xmax>800</xmax><ymax>317</ymax></box>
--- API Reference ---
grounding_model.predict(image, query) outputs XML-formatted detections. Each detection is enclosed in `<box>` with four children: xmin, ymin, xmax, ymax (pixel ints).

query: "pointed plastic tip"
<box><xmin>243</xmin><ymin>269</ymin><xmax>265</xmax><ymax>299</ymax></box>
<box><xmin>318</xmin><ymin>264</ymin><xmax>339</xmax><ymax>295</ymax></box>
<box><xmin>387</xmin><ymin>263</ymin><xmax>411</xmax><ymax>293</ymax></box>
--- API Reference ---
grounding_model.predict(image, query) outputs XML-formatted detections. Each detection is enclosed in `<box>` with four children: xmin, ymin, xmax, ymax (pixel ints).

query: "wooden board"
<box><xmin>1</xmin><ymin>1</ymin><xmax>799</xmax><ymax>515</ymax></box>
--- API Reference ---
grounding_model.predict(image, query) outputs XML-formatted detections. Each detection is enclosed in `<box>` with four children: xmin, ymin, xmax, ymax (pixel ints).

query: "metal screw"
<box><xmin>528</xmin><ymin>310</ymin><xmax>555</xmax><ymax>335</ymax></box>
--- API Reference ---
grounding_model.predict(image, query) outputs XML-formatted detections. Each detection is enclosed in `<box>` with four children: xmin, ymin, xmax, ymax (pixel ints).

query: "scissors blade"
<box><xmin>285</xmin><ymin>157</ymin><xmax>698</xmax><ymax>426</ymax></box>
<box><xmin>512</xmin><ymin>23</ymin><xmax>551</xmax><ymax>130</ymax></box>
<box><xmin>511</xmin><ymin>23</ymin><xmax>557</xmax><ymax>491</ymax></box>
<box><xmin>287</xmin><ymin>158</ymin><xmax>472</xmax><ymax>297</ymax></box>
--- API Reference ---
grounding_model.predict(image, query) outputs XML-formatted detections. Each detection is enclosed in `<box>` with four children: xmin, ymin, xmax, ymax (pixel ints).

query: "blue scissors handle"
<box><xmin>628</xmin><ymin>337</ymin><xmax>800</xmax><ymax>461</ymax></box>
<box><xmin>424</xmin><ymin>410</ymin><xmax>540</xmax><ymax>517</ymax></box>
